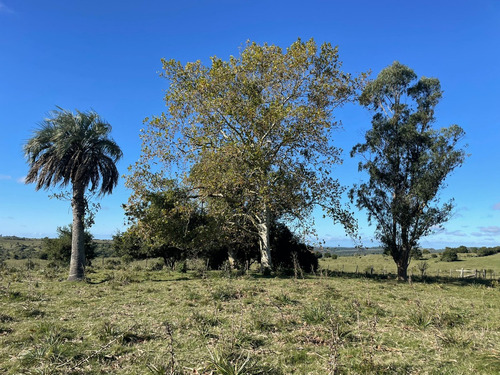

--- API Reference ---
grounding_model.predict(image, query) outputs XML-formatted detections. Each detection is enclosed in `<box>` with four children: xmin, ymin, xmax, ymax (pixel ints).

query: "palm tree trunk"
<box><xmin>68</xmin><ymin>182</ymin><xmax>86</xmax><ymax>281</ymax></box>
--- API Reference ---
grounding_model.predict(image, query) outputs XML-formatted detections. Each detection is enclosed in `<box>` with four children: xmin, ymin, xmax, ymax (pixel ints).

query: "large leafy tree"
<box><xmin>24</xmin><ymin>108</ymin><xmax>122</xmax><ymax>281</ymax></box>
<box><xmin>128</xmin><ymin>38</ymin><xmax>365</xmax><ymax>270</ymax></box>
<box><xmin>350</xmin><ymin>62</ymin><xmax>467</xmax><ymax>280</ymax></box>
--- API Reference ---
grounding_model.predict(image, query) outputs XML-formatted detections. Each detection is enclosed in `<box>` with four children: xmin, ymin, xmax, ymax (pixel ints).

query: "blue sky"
<box><xmin>0</xmin><ymin>0</ymin><xmax>498</xmax><ymax>248</ymax></box>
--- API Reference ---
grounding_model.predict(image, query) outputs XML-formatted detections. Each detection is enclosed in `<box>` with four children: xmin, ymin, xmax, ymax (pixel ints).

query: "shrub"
<box><xmin>148</xmin><ymin>259</ymin><xmax>164</xmax><ymax>271</ymax></box>
<box><xmin>411</xmin><ymin>247</ymin><xmax>423</xmax><ymax>260</ymax></box>
<box><xmin>270</xmin><ymin>223</ymin><xmax>318</xmax><ymax>272</ymax></box>
<box><xmin>121</xmin><ymin>254</ymin><xmax>134</xmax><ymax>265</ymax></box>
<box><xmin>476</xmin><ymin>247</ymin><xmax>499</xmax><ymax>257</ymax></box>
<box><xmin>105</xmin><ymin>258</ymin><xmax>121</xmax><ymax>269</ymax></box>
<box><xmin>41</xmin><ymin>226</ymin><xmax>96</xmax><ymax>265</ymax></box>
<box><xmin>441</xmin><ymin>248</ymin><xmax>458</xmax><ymax>262</ymax></box>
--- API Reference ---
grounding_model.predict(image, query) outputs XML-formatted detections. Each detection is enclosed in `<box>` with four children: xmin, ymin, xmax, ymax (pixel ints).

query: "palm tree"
<box><xmin>24</xmin><ymin>108</ymin><xmax>123</xmax><ymax>281</ymax></box>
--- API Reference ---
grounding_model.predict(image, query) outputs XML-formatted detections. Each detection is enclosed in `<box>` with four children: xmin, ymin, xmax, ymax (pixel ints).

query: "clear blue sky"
<box><xmin>1</xmin><ymin>0</ymin><xmax>499</xmax><ymax>249</ymax></box>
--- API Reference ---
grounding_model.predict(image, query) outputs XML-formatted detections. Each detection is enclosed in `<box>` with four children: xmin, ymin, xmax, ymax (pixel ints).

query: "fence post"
<box><xmin>355</xmin><ymin>265</ymin><xmax>358</xmax><ymax>275</ymax></box>
<box><xmin>449</xmin><ymin>269</ymin><xmax>452</xmax><ymax>277</ymax></box>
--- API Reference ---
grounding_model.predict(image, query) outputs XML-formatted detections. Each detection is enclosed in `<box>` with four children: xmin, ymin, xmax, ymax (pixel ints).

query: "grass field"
<box><xmin>1</xmin><ymin>256</ymin><xmax>499</xmax><ymax>374</ymax></box>
<box><xmin>321</xmin><ymin>253</ymin><xmax>500</xmax><ymax>279</ymax></box>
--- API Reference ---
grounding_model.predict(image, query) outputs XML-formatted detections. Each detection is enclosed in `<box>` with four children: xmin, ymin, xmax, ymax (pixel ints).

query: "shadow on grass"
<box><xmin>83</xmin><ymin>267</ymin><xmax>497</xmax><ymax>287</ymax></box>
<box><xmin>311</xmin><ymin>269</ymin><xmax>498</xmax><ymax>287</ymax></box>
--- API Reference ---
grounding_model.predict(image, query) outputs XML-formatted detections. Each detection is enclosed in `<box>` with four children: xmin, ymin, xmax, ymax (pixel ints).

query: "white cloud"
<box><xmin>17</xmin><ymin>176</ymin><xmax>26</xmax><ymax>183</ymax></box>
<box><xmin>479</xmin><ymin>226</ymin><xmax>500</xmax><ymax>234</ymax></box>
<box><xmin>471</xmin><ymin>226</ymin><xmax>500</xmax><ymax>237</ymax></box>
<box><xmin>443</xmin><ymin>230</ymin><xmax>467</xmax><ymax>237</ymax></box>
<box><xmin>0</xmin><ymin>174</ymin><xmax>12</xmax><ymax>180</ymax></box>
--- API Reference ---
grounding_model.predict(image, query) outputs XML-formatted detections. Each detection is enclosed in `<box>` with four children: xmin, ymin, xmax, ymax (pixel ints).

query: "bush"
<box><xmin>271</xmin><ymin>223</ymin><xmax>318</xmax><ymax>273</ymax></box>
<box><xmin>105</xmin><ymin>259</ymin><xmax>121</xmax><ymax>269</ymax></box>
<box><xmin>148</xmin><ymin>259</ymin><xmax>164</xmax><ymax>271</ymax></box>
<box><xmin>176</xmin><ymin>260</ymin><xmax>188</xmax><ymax>273</ymax></box>
<box><xmin>440</xmin><ymin>248</ymin><xmax>458</xmax><ymax>262</ymax></box>
<box><xmin>411</xmin><ymin>247</ymin><xmax>423</xmax><ymax>260</ymax></box>
<box><xmin>121</xmin><ymin>255</ymin><xmax>134</xmax><ymax>265</ymax></box>
<box><xmin>41</xmin><ymin>226</ymin><xmax>96</xmax><ymax>265</ymax></box>
<box><xmin>476</xmin><ymin>247</ymin><xmax>499</xmax><ymax>257</ymax></box>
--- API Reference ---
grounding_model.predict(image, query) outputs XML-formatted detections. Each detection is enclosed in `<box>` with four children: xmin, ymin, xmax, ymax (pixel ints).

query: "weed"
<box><xmin>206</xmin><ymin>347</ymin><xmax>251</xmax><ymax>375</ymax></box>
<box><xmin>211</xmin><ymin>285</ymin><xmax>241</xmax><ymax>302</ymax></box>
<box><xmin>302</xmin><ymin>302</ymin><xmax>331</xmax><ymax>324</ymax></box>
<box><xmin>407</xmin><ymin>300</ymin><xmax>434</xmax><ymax>329</ymax></box>
<box><xmin>272</xmin><ymin>292</ymin><xmax>296</xmax><ymax>306</ymax></box>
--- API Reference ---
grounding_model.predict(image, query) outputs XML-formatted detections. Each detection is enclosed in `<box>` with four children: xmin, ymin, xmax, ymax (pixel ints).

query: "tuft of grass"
<box><xmin>206</xmin><ymin>347</ymin><xmax>252</xmax><ymax>375</ymax></box>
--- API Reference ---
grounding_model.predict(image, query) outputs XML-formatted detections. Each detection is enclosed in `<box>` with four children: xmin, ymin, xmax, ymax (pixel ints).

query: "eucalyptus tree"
<box><xmin>128</xmin><ymin>38</ymin><xmax>365</xmax><ymax>270</ymax></box>
<box><xmin>24</xmin><ymin>109</ymin><xmax>122</xmax><ymax>280</ymax></box>
<box><xmin>350</xmin><ymin>62</ymin><xmax>467</xmax><ymax>280</ymax></box>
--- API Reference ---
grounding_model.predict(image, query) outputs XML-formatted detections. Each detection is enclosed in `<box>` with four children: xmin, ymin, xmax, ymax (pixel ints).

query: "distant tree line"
<box><xmin>440</xmin><ymin>245</ymin><xmax>500</xmax><ymax>262</ymax></box>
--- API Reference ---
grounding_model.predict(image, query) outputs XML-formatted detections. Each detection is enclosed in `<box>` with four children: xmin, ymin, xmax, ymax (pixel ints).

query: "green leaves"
<box><xmin>351</xmin><ymin>62</ymin><xmax>467</xmax><ymax>280</ymax></box>
<box><xmin>24</xmin><ymin>108</ymin><xmax>123</xmax><ymax>196</ymax></box>
<box><xmin>128</xmin><ymin>38</ymin><xmax>365</xmax><ymax>263</ymax></box>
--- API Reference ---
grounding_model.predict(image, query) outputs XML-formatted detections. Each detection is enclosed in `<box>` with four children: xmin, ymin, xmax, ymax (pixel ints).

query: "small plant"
<box><xmin>211</xmin><ymin>285</ymin><xmax>241</xmax><ymax>302</ymax></box>
<box><xmin>273</xmin><ymin>293</ymin><xmax>296</xmax><ymax>306</ymax></box>
<box><xmin>417</xmin><ymin>261</ymin><xmax>429</xmax><ymax>277</ymax></box>
<box><xmin>206</xmin><ymin>347</ymin><xmax>251</xmax><ymax>375</ymax></box>
<box><xmin>302</xmin><ymin>302</ymin><xmax>331</xmax><ymax>324</ymax></box>
<box><xmin>407</xmin><ymin>301</ymin><xmax>433</xmax><ymax>329</ymax></box>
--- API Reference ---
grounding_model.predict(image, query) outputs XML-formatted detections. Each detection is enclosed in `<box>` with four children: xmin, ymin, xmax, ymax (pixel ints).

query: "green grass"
<box><xmin>320</xmin><ymin>252</ymin><xmax>500</xmax><ymax>278</ymax></box>
<box><xmin>0</xmin><ymin>259</ymin><xmax>499</xmax><ymax>374</ymax></box>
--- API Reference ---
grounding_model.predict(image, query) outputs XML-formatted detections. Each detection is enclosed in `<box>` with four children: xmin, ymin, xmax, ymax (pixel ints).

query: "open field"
<box><xmin>1</xmin><ymin>258</ymin><xmax>499</xmax><ymax>374</ymax></box>
<box><xmin>321</xmin><ymin>253</ymin><xmax>500</xmax><ymax>280</ymax></box>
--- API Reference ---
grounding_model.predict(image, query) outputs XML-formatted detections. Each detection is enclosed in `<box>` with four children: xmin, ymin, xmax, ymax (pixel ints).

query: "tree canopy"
<box><xmin>128</xmin><ymin>38</ymin><xmax>365</xmax><ymax>269</ymax></box>
<box><xmin>350</xmin><ymin>62</ymin><xmax>467</xmax><ymax>280</ymax></box>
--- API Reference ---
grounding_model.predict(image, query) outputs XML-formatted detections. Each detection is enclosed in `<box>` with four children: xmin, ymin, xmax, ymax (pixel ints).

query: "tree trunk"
<box><xmin>68</xmin><ymin>183</ymin><xmax>86</xmax><ymax>281</ymax></box>
<box><xmin>227</xmin><ymin>248</ymin><xmax>236</xmax><ymax>269</ymax></box>
<box><xmin>396</xmin><ymin>261</ymin><xmax>408</xmax><ymax>281</ymax></box>
<box><xmin>394</xmin><ymin>248</ymin><xmax>410</xmax><ymax>281</ymax></box>
<box><xmin>256</xmin><ymin>209</ymin><xmax>272</xmax><ymax>271</ymax></box>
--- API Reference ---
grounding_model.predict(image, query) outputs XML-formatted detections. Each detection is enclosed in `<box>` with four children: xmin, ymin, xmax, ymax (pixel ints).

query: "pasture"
<box><xmin>1</xmin><ymin>255</ymin><xmax>499</xmax><ymax>374</ymax></box>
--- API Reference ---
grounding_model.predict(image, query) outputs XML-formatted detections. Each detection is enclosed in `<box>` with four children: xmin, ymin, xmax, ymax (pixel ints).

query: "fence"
<box><xmin>321</xmin><ymin>265</ymin><xmax>498</xmax><ymax>281</ymax></box>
